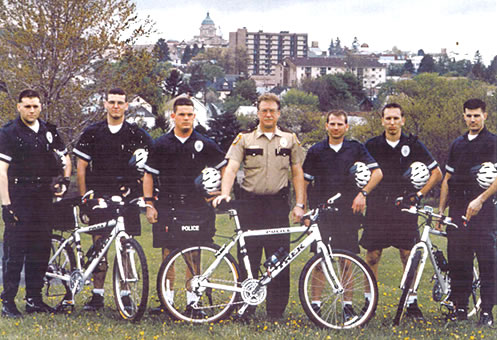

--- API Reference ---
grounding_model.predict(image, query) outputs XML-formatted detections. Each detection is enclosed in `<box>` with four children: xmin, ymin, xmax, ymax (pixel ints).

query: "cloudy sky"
<box><xmin>136</xmin><ymin>0</ymin><xmax>496</xmax><ymax>64</ymax></box>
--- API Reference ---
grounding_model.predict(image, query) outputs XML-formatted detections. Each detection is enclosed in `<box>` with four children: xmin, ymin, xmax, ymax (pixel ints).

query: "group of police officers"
<box><xmin>0</xmin><ymin>88</ymin><xmax>496</xmax><ymax>328</ymax></box>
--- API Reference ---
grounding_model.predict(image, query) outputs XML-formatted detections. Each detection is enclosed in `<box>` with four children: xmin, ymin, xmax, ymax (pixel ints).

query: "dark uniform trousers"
<box><xmin>236</xmin><ymin>188</ymin><xmax>290</xmax><ymax>318</ymax></box>
<box><xmin>447</xmin><ymin>201</ymin><xmax>497</xmax><ymax>311</ymax></box>
<box><xmin>1</xmin><ymin>182</ymin><xmax>52</xmax><ymax>302</ymax></box>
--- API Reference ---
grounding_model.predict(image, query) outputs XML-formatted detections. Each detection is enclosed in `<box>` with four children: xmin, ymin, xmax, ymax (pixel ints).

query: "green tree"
<box><xmin>403</xmin><ymin>59</ymin><xmax>415</xmax><ymax>74</ymax></box>
<box><xmin>417</xmin><ymin>55</ymin><xmax>436</xmax><ymax>73</ymax></box>
<box><xmin>281</xmin><ymin>89</ymin><xmax>319</xmax><ymax>109</ymax></box>
<box><xmin>164</xmin><ymin>69</ymin><xmax>185</xmax><ymax>97</ymax></box>
<box><xmin>231</xmin><ymin>79</ymin><xmax>258</xmax><ymax>104</ymax></box>
<box><xmin>485</xmin><ymin>56</ymin><xmax>497</xmax><ymax>84</ymax></box>
<box><xmin>181</xmin><ymin>45</ymin><xmax>192</xmax><ymax>64</ymax></box>
<box><xmin>470</xmin><ymin>50</ymin><xmax>486</xmax><ymax>81</ymax></box>
<box><xmin>0</xmin><ymin>0</ymin><xmax>154</xmax><ymax>143</ymax></box>
<box><xmin>153</xmin><ymin>38</ymin><xmax>170</xmax><ymax>62</ymax></box>
<box><xmin>207</xmin><ymin>103</ymin><xmax>241</xmax><ymax>151</ymax></box>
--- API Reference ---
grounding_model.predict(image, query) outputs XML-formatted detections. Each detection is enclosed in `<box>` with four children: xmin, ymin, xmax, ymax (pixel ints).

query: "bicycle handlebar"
<box><xmin>399</xmin><ymin>203</ymin><xmax>459</xmax><ymax>229</ymax></box>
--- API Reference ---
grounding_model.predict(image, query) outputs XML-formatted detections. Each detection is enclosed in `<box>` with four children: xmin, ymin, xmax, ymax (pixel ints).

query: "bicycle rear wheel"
<box><xmin>43</xmin><ymin>234</ymin><xmax>75</xmax><ymax>307</ymax></box>
<box><xmin>299</xmin><ymin>250</ymin><xmax>378</xmax><ymax>329</ymax></box>
<box><xmin>113</xmin><ymin>238</ymin><xmax>149</xmax><ymax>322</ymax></box>
<box><xmin>393</xmin><ymin>250</ymin><xmax>422</xmax><ymax>326</ymax></box>
<box><xmin>157</xmin><ymin>244</ymin><xmax>240</xmax><ymax>323</ymax></box>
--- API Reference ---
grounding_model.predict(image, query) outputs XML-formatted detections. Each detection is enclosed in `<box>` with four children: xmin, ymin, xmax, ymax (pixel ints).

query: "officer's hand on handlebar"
<box><xmin>2</xmin><ymin>204</ymin><xmax>19</xmax><ymax>224</ymax></box>
<box><xmin>52</xmin><ymin>176</ymin><xmax>70</xmax><ymax>197</ymax></box>
<box><xmin>212</xmin><ymin>194</ymin><xmax>231</xmax><ymax>208</ymax></box>
<box><xmin>407</xmin><ymin>192</ymin><xmax>421</xmax><ymax>206</ymax></box>
<box><xmin>204</xmin><ymin>190</ymin><xmax>221</xmax><ymax>203</ymax></box>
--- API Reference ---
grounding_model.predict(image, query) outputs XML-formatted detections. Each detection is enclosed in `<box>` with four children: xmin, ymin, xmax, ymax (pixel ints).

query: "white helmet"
<box><xmin>195</xmin><ymin>167</ymin><xmax>221</xmax><ymax>195</ymax></box>
<box><xmin>129</xmin><ymin>148</ymin><xmax>148</xmax><ymax>172</ymax></box>
<box><xmin>473</xmin><ymin>162</ymin><xmax>497</xmax><ymax>189</ymax></box>
<box><xmin>349</xmin><ymin>161</ymin><xmax>371</xmax><ymax>188</ymax></box>
<box><xmin>404</xmin><ymin>161</ymin><xmax>430</xmax><ymax>189</ymax></box>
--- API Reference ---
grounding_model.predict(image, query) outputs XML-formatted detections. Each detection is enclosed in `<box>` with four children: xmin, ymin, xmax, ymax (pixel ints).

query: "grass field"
<box><xmin>0</xmin><ymin>212</ymin><xmax>496</xmax><ymax>340</ymax></box>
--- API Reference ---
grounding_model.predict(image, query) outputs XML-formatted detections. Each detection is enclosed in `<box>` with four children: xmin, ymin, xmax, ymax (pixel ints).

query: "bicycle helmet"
<box><xmin>128</xmin><ymin>148</ymin><xmax>148</xmax><ymax>172</ymax></box>
<box><xmin>471</xmin><ymin>162</ymin><xmax>497</xmax><ymax>189</ymax></box>
<box><xmin>404</xmin><ymin>161</ymin><xmax>430</xmax><ymax>189</ymax></box>
<box><xmin>194</xmin><ymin>167</ymin><xmax>222</xmax><ymax>196</ymax></box>
<box><xmin>349</xmin><ymin>161</ymin><xmax>371</xmax><ymax>188</ymax></box>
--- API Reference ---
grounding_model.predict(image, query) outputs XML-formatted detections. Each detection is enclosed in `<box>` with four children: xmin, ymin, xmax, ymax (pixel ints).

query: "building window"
<box><xmin>320</xmin><ymin>67</ymin><xmax>326</xmax><ymax>75</ymax></box>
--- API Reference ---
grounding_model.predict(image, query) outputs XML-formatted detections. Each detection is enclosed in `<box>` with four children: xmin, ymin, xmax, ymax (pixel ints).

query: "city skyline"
<box><xmin>136</xmin><ymin>0</ymin><xmax>496</xmax><ymax>64</ymax></box>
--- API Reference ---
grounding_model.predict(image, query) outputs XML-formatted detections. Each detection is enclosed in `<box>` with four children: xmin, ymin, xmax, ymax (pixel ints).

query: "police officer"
<box><xmin>302</xmin><ymin>110</ymin><xmax>382</xmax><ymax>319</ymax></box>
<box><xmin>213</xmin><ymin>93</ymin><xmax>305</xmax><ymax>320</ymax></box>
<box><xmin>438</xmin><ymin>98</ymin><xmax>497</xmax><ymax>326</ymax></box>
<box><xmin>143</xmin><ymin>96</ymin><xmax>226</xmax><ymax>314</ymax></box>
<box><xmin>0</xmin><ymin>89</ymin><xmax>71</xmax><ymax>317</ymax></box>
<box><xmin>360</xmin><ymin>103</ymin><xmax>442</xmax><ymax>320</ymax></box>
<box><xmin>73</xmin><ymin>87</ymin><xmax>152</xmax><ymax>311</ymax></box>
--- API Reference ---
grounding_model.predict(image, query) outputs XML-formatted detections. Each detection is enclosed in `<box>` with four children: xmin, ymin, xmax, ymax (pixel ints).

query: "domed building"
<box><xmin>192</xmin><ymin>12</ymin><xmax>227</xmax><ymax>48</ymax></box>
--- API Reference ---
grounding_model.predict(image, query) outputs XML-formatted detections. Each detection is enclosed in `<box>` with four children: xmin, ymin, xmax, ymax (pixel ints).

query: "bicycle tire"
<box><xmin>467</xmin><ymin>256</ymin><xmax>481</xmax><ymax>318</ymax></box>
<box><xmin>43</xmin><ymin>234</ymin><xmax>76</xmax><ymax>307</ymax></box>
<box><xmin>112</xmin><ymin>238</ymin><xmax>149</xmax><ymax>322</ymax></box>
<box><xmin>393</xmin><ymin>250</ymin><xmax>422</xmax><ymax>326</ymax></box>
<box><xmin>157</xmin><ymin>244</ymin><xmax>240</xmax><ymax>323</ymax></box>
<box><xmin>299</xmin><ymin>249</ymin><xmax>378</xmax><ymax>329</ymax></box>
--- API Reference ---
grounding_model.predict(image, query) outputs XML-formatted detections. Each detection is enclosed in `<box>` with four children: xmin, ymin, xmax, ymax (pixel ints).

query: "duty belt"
<box><xmin>163</xmin><ymin>193</ymin><xmax>202</xmax><ymax>206</ymax></box>
<box><xmin>11</xmin><ymin>177</ymin><xmax>52</xmax><ymax>185</ymax></box>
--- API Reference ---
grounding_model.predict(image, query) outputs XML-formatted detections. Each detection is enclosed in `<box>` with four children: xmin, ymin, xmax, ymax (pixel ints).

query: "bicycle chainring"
<box><xmin>69</xmin><ymin>270</ymin><xmax>85</xmax><ymax>294</ymax></box>
<box><xmin>240</xmin><ymin>278</ymin><xmax>267</xmax><ymax>306</ymax></box>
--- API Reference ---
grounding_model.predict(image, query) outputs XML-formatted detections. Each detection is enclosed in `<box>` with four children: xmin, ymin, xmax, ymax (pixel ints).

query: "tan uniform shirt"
<box><xmin>226</xmin><ymin>126</ymin><xmax>304</xmax><ymax>195</ymax></box>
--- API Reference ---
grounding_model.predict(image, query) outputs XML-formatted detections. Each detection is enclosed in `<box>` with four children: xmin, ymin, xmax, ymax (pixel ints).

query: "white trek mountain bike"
<box><xmin>156</xmin><ymin>194</ymin><xmax>378</xmax><ymax>329</ymax></box>
<box><xmin>393</xmin><ymin>200</ymin><xmax>481</xmax><ymax>325</ymax></box>
<box><xmin>44</xmin><ymin>191</ymin><xmax>150</xmax><ymax>322</ymax></box>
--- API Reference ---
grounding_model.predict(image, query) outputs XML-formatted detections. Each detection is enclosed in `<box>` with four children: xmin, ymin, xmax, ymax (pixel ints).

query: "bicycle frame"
<box><xmin>192</xmin><ymin>207</ymin><xmax>344</xmax><ymax>306</ymax></box>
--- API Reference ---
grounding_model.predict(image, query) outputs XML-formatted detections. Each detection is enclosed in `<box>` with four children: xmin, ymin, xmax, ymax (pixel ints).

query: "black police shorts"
<box><xmin>152</xmin><ymin>206</ymin><xmax>216</xmax><ymax>249</ymax></box>
<box><xmin>314</xmin><ymin>208</ymin><xmax>361</xmax><ymax>254</ymax></box>
<box><xmin>360</xmin><ymin>200</ymin><xmax>419</xmax><ymax>251</ymax></box>
<box><xmin>86</xmin><ymin>205</ymin><xmax>141</xmax><ymax>236</ymax></box>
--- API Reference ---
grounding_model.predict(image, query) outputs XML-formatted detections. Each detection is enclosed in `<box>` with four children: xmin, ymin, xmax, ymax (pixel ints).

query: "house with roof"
<box><xmin>126</xmin><ymin>95</ymin><xmax>155</xmax><ymax>129</ymax></box>
<box><xmin>163</xmin><ymin>94</ymin><xmax>211</xmax><ymax>130</ymax></box>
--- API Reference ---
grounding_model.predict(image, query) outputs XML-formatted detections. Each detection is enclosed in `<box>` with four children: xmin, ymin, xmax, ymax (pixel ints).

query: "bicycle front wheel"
<box><xmin>299</xmin><ymin>250</ymin><xmax>378</xmax><ymax>329</ymax></box>
<box><xmin>157</xmin><ymin>244</ymin><xmax>240</xmax><ymax>323</ymax></box>
<box><xmin>467</xmin><ymin>256</ymin><xmax>481</xmax><ymax>318</ymax></box>
<box><xmin>393</xmin><ymin>250</ymin><xmax>422</xmax><ymax>326</ymax></box>
<box><xmin>44</xmin><ymin>234</ymin><xmax>75</xmax><ymax>307</ymax></box>
<box><xmin>113</xmin><ymin>238</ymin><xmax>149</xmax><ymax>322</ymax></box>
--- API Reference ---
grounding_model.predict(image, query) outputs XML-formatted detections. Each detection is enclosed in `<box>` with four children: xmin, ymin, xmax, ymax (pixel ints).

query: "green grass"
<box><xmin>0</xmin><ymin>214</ymin><xmax>496</xmax><ymax>339</ymax></box>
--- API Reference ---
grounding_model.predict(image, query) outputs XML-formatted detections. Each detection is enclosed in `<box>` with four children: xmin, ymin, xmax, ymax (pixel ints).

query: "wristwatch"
<box><xmin>295</xmin><ymin>203</ymin><xmax>305</xmax><ymax>209</ymax></box>
<box><xmin>360</xmin><ymin>190</ymin><xmax>368</xmax><ymax>197</ymax></box>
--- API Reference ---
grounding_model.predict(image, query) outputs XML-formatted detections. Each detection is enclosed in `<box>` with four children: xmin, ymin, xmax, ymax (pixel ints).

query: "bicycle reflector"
<box><xmin>404</xmin><ymin>161</ymin><xmax>430</xmax><ymax>189</ymax></box>
<box><xmin>194</xmin><ymin>167</ymin><xmax>222</xmax><ymax>196</ymax></box>
<box><xmin>471</xmin><ymin>162</ymin><xmax>497</xmax><ymax>189</ymax></box>
<box><xmin>349</xmin><ymin>161</ymin><xmax>371</xmax><ymax>188</ymax></box>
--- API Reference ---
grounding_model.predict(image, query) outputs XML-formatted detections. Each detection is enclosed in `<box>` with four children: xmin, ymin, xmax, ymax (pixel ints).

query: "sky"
<box><xmin>135</xmin><ymin>0</ymin><xmax>497</xmax><ymax>65</ymax></box>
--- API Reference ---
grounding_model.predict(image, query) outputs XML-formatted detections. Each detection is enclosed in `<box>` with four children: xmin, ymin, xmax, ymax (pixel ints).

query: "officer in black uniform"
<box><xmin>73</xmin><ymin>87</ymin><xmax>152</xmax><ymax>311</ymax></box>
<box><xmin>0</xmin><ymin>89</ymin><xmax>71</xmax><ymax>318</ymax></box>
<box><xmin>439</xmin><ymin>98</ymin><xmax>497</xmax><ymax>326</ymax></box>
<box><xmin>303</xmin><ymin>110</ymin><xmax>382</xmax><ymax>319</ymax></box>
<box><xmin>360</xmin><ymin>102</ymin><xmax>442</xmax><ymax>320</ymax></box>
<box><xmin>143</xmin><ymin>96</ymin><xmax>226</xmax><ymax>313</ymax></box>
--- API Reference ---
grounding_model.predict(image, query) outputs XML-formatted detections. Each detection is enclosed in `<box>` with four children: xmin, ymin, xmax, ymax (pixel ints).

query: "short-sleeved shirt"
<box><xmin>226</xmin><ymin>127</ymin><xmax>305</xmax><ymax>195</ymax></box>
<box><xmin>303</xmin><ymin>138</ymin><xmax>379</xmax><ymax>207</ymax></box>
<box><xmin>365</xmin><ymin>132</ymin><xmax>438</xmax><ymax>201</ymax></box>
<box><xmin>0</xmin><ymin>117</ymin><xmax>67</xmax><ymax>180</ymax></box>
<box><xmin>144</xmin><ymin>130</ymin><xmax>226</xmax><ymax>203</ymax></box>
<box><xmin>73</xmin><ymin>121</ymin><xmax>152</xmax><ymax>195</ymax></box>
<box><xmin>445</xmin><ymin>127</ymin><xmax>497</xmax><ymax>215</ymax></box>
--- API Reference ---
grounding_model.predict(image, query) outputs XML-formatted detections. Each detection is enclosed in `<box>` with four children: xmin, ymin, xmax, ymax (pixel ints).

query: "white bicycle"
<box><xmin>156</xmin><ymin>194</ymin><xmax>378</xmax><ymax>329</ymax></box>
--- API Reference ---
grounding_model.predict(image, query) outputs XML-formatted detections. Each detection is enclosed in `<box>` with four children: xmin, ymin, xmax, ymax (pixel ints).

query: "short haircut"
<box><xmin>107</xmin><ymin>87</ymin><xmax>127</xmax><ymax>102</ymax></box>
<box><xmin>18</xmin><ymin>89</ymin><xmax>40</xmax><ymax>103</ymax></box>
<box><xmin>326</xmin><ymin>110</ymin><xmax>348</xmax><ymax>124</ymax></box>
<box><xmin>382</xmin><ymin>102</ymin><xmax>403</xmax><ymax>117</ymax></box>
<box><xmin>173</xmin><ymin>97</ymin><xmax>194</xmax><ymax>112</ymax></box>
<box><xmin>463</xmin><ymin>98</ymin><xmax>486</xmax><ymax>112</ymax></box>
<box><xmin>257</xmin><ymin>93</ymin><xmax>280</xmax><ymax>111</ymax></box>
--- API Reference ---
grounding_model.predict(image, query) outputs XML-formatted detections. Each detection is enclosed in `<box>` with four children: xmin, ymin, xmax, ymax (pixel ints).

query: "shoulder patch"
<box><xmin>232</xmin><ymin>133</ymin><xmax>243</xmax><ymax>145</ymax></box>
<box><xmin>293</xmin><ymin>133</ymin><xmax>301</xmax><ymax>146</ymax></box>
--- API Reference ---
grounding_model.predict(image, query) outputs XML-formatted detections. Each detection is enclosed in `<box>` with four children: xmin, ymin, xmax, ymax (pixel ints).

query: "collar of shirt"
<box><xmin>465</xmin><ymin>127</ymin><xmax>487</xmax><ymax>142</ymax></box>
<box><xmin>255</xmin><ymin>126</ymin><xmax>283</xmax><ymax>139</ymax></box>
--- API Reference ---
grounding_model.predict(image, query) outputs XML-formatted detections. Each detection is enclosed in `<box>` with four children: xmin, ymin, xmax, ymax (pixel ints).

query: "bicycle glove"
<box><xmin>2</xmin><ymin>205</ymin><xmax>19</xmax><ymax>224</ymax></box>
<box><xmin>407</xmin><ymin>192</ymin><xmax>422</xmax><ymax>205</ymax></box>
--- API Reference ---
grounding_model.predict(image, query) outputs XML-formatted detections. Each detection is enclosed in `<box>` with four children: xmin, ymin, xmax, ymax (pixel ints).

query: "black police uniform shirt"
<box><xmin>73</xmin><ymin>121</ymin><xmax>152</xmax><ymax>195</ymax></box>
<box><xmin>445</xmin><ymin>127</ymin><xmax>497</xmax><ymax>215</ymax></box>
<box><xmin>365</xmin><ymin>132</ymin><xmax>438</xmax><ymax>201</ymax></box>
<box><xmin>144</xmin><ymin>130</ymin><xmax>226</xmax><ymax>206</ymax></box>
<box><xmin>303</xmin><ymin>138</ymin><xmax>379</xmax><ymax>209</ymax></box>
<box><xmin>0</xmin><ymin>117</ymin><xmax>66</xmax><ymax>185</ymax></box>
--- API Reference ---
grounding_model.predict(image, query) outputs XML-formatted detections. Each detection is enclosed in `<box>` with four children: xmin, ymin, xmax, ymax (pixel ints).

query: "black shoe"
<box><xmin>447</xmin><ymin>307</ymin><xmax>468</xmax><ymax>322</ymax></box>
<box><xmin>311</xmin><ymin>303</ymin><xmax>321</xmax><ymax>317</ymax></box>
<box><xmin>25</xmin><ymin>298</ymin><xmax>56</xmax><ymax>314</ymax></box>
<box><xmin>121</xmin><ymin>295</ymin><xmax>133</xmax><ymax>313</ymax></box>
<box><xmin>2</xmin><ymin>302</ymin><xmax>23</xmax><ymax>318</ymax></box>
<box><xmin>185</xmin><ymin>303</ymin><xmax>208</xmax><ymax>319</ymax></box>
<box><xmin>149</xmin><ymin>304</ymin><xmax>167</xmax><ymax>315</ymax></box>
<box><xmin>360</xmin><ymin>298</ymin><xmax>371</xmax><ymax>316</ymax></box>
<box><xmin>478</xmin><ymin>312</ymin><xmax>494</xmax><ymax>327</ymax></box>
<box><xmin>405</xmin><ymin>301</ymin><xmax>425</xmax><ymax>321</ymax></box>
<box><xmin>83</xmin><ymin>294</ymin><xmax>104</xmax><ymax>311</ymax></box>
<box><xmin>343</xmin><ymin>304</ymin><xmax>358</xmax><ymax>323</ymax></box>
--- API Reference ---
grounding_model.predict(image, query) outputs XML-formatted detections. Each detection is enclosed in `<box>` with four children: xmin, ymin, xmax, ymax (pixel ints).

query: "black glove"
<box><xmin>52</xmin><ymin>176</ymin><xmax>70</xmax><ymax>196</ymax></box>
<box><xmin>407</xmin><ymin>192</ymin><xmax>422</xmax><ymax>206</ymax></box>
<box><xmin>2</xmin><ymin>205</ymin><xmax>19</xmax><ymax>224</ymax></box>
<box><xmin>79</xmin><ymin>204</ymin><xmax>91</xmax><ymax>224</ymax></box>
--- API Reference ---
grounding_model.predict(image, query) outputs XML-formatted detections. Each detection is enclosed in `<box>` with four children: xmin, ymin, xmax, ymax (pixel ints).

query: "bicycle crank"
<box><xmin>240</xmin><ymin>278</ymin><xmax>267</xmax><ymax>305</ymax></box>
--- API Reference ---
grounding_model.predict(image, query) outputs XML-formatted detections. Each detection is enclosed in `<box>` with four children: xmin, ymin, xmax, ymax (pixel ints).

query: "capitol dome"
<box><xmin>202</xmin><ymin>12</ymin><xmax>215</xmax><ymax>26</ymax></box>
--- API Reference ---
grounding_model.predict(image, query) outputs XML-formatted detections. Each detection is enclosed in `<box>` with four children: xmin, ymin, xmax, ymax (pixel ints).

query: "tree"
<box><xmin>281</xmin><ymin>89</ymin><xmax>319</xmax><ymax>109</ymax></box>
<box><xmin>417</xmin><ymin>55</ymin><xmax>436</xmax><ymax>74</ymax></box>
<box><xmin>417</xmin><ymin>49</ymin><xmax>425</xmax><ymax>56</ymax></box>
<box><xmin>470</xmin><ymin>50</ymin><xmax>486</xmax><ymax>81</ymax></box>
<box><xmin>403</xmin><ymin>59</ymin><xmax>415</xmax><ymax>74</ymax></box>
<box><xmin>164</xmin><ymin>69</ymin><xmax>185</xmax><ymax>97</ymax></box>
<box><xmin>153</xmin><ymin>38</ymin><xmax>170</xmax><ymax>62</ymax></box>
<box><xmin>181</xmin><ymin>45</ymin><xmax>192</xmax><ymax>65</ymax></box>
<box><xmin>192</xmin><ymin>43</ymin><xmax>200</xmax><ymax>58</ymax></box>
<box><xmin>207</xmin><ymin>103</ymin><xmax>241</xmax><ymax>152</ymax></box>
<box><xmin>485</xmin><ymin>55</ymin><xmax>497</xmax><ymax>84</ymax></box>
<box><xmin>231</xmin><ymin>79</ymin><xmax>258</xmax><ymax>104</ymax></box>
<box><xmin>352</xmin><ymin>37</ymin><xmax>359</xmax><ymax>52</ymax></box>
<box><xmin>0</xmin><ymin>0</ymin><xmax>154</xmax><ymax>143</ymax></box>
<box><xmin>328</xmin><ymin>39</ymin><xmax>334</xmax><ymax>56</ymax></box>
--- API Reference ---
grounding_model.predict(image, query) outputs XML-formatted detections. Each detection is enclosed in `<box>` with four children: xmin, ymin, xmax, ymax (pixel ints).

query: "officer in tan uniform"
<box><xmin>214</xmin><ymin>93</ymin><xmax>305</xmax><ymax>320</ymax></box>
